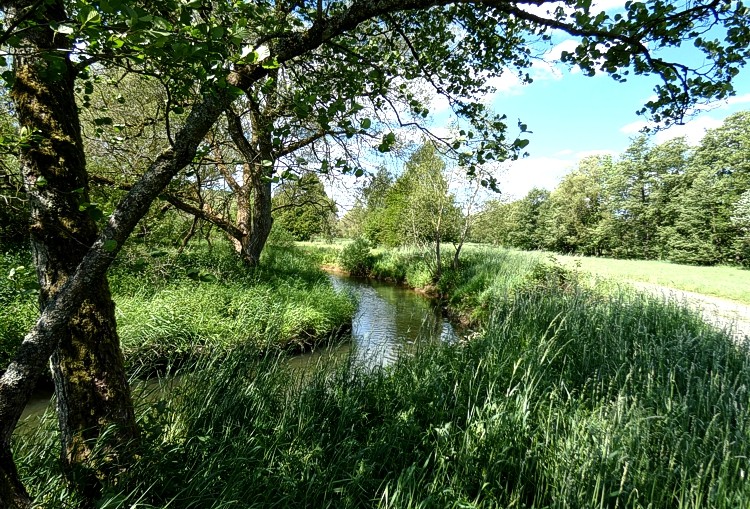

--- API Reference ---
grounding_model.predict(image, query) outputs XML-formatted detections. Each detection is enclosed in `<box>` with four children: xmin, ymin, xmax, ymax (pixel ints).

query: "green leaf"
<box><xmin>103</xmin><ymin>239</ymin><xmax>118</xmax><ymax>252</ymax></box>
<box><xmin>199</xmin><ymin>273</ymin><xmax>217</xmax><ymax>283</ymax></box>
<box><xmin>94</xmin><ymin>117</ymin><xmax>114</xmax><ymax>126</ymax></box>
<box><xmin>262</xmin><ymin>57</ymin><xmax>280</xmax><ymax>69</ymax></box>
<box><xmin>149</xmin><ymin>250</ymin><xmax>168</xmax><ymax>258</ymax></box>
<box><xmin>361</xmin><ymin>118</ymin><xmax>372</xmax><ymax>129</ymax></box>
<box><xmin>36</xmin><ymin>176</ymin><xmax>47</xmax><ymax>187</ymax></box>
<box><xmin>514</xmin><ymin>138</ymin><xmax>530</xmax><ymax>149</ymax></box>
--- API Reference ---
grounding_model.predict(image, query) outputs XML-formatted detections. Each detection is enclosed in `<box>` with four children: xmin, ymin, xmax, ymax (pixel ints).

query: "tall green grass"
<box><xmin>113</xmin><ymin>242</ymin><xmax>356</xmax><ymax>374</ymax></box>
<box><xmin>1</xmin><ymin>242</ymin><xmax>356</xmax><ymax>375</ymax></box>
<box><xmin>15</xmin><ymin>249</ymin><xmax>750</xmax><ymax>508</ymax></box>
<box><xmin>0</xmin><ymin>249</ymin><xmax>38</xmax><ymax>370</ymax></box>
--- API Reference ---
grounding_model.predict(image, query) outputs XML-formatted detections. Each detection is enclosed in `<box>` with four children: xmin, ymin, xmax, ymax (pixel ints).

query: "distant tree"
<box><xmin>667</xmin><ymin>112</ymin><xmax>750</xmax><ymax>264</ymax></box>
<box><xmin>399</xmin><ymin>143</ymin><xmax>462</xmax><ymax>280</ymax></box>
<box><xmin>731</xmin><ymin>189</ymin><xmax>750</xmax><ymax>265</ymax></box>
<box><xmin>470</xmin><ymin>199</ymin><xmax>522</xmax><ymax>246</ymax></box>
<box><xmin>361</xmin><ymin>167</ymin><xmax>396</xmax><ymax>245</ymax></box>
<box><xmin>542</xmin><ymin>156</ymin><xmax>610</xmax><ymax>255</ymax></box>
<box><xmin>507</xmin><ymin>188</ymin><xmax>551</xmax><ymax>251</ymax></box>
<box><xmin>272</xmin><ymin>173</ymin><xmax>337</xmax><ymax>241</ymax></box>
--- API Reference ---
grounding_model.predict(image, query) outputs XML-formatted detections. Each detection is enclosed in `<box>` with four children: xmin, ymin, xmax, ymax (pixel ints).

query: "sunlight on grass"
<box><xmin>544</xmin><ymin>252</ymin><xmax>750</xmax><ymax>304</ymax></box>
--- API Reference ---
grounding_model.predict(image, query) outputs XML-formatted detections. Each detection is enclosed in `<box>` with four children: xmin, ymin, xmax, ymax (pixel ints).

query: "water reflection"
<box><xmin>327</xmin><ymin>274</ymin><xmax>457</xmax><ymax>367</ymax></box>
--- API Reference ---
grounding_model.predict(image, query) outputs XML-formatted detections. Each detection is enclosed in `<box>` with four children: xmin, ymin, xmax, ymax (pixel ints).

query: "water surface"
<box><xmin>20</xmin><ymin>273</ymin><xmax>458</xmax><ymax>424</ymax></box>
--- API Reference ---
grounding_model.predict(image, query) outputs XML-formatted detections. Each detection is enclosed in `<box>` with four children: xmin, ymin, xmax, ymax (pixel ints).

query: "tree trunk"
<box><xmin>243</xmin><ymin>169</ymin><xmax>274</xmax><ymax>267</ymax></box>
<box><xmin>4</xmin><ymin>0</ymin><xmax>137</xmax><ymax>502</ymax></box>
<box><xmin>227</xmin><ymin>111</ymin><xmax>275</xmax><ymax>268</ymax></box>
<box><xmin>0</xmin><ymin>448</ymin><xmax>31</xmax><ymax>509</ymax></box>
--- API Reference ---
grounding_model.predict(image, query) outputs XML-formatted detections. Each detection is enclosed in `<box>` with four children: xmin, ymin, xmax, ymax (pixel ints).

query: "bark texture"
<box><xmin>226</xmin><ymin>110</ymin><xmax>275</xmax><ymax>267</ymax></box>
<box><xmin>3</xmin><ymin>0</ymin><xmax>137</xmax><ymax>502</ymax></box>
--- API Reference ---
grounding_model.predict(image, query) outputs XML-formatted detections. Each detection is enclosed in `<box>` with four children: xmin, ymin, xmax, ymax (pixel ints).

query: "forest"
<box><xmin>470</xmin><ymin>111</ymin><xmax>750</xmax><ymax>266</ymax></box>
<box><xmin>2</xmin><ymin>0</ymin><xmax>750</xmax><ymax>508</ymax></box>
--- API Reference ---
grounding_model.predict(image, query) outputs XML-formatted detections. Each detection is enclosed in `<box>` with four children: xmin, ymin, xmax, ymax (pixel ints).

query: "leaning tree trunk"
<box><xmin>227</xmin><ymin>110</ymin><xmax>275</xmax><ymax>268</ymax></box>
<box><xmin>4</xmin><ymin>0</ymin><xmax>137</xmax><ymax>503</ymax></box>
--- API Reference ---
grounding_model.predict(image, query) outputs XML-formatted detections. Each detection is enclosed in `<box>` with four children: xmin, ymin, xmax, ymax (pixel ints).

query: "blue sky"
<box><xmin>329</xmin><ymin>1</ymin><xmax>750</xmax><ymax>210</ymax></box>
<box><xmin>484</xmin><ymin>65</ymin><xmax>750</xmax><ymax>199</ymax></box>
<box><xmin>426</xmin><ymin>3</ymin><xmax>750</xmax><ymax>200</ymax></box>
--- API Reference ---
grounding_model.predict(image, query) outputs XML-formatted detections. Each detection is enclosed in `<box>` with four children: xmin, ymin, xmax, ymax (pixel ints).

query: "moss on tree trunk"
<box><xmin>1</xmin><ymin>0</ymin><xmax>137</xmax><ymax>503</ymax></box>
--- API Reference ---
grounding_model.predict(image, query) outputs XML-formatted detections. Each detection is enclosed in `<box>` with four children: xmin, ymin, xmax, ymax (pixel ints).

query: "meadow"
<box><xmin>298</xmin><ymin>240</ymin><xmax>750</xmax><ymax>304</ymax></box>
<box><xmin>546</xmin><ymin>251</ymin><xmax>750</xmax><ymax>305</ymax></box>
<box><xmin>12</xmin><ymin>243</ymin><xmax>750</xmax><ymax>508</ymax></box>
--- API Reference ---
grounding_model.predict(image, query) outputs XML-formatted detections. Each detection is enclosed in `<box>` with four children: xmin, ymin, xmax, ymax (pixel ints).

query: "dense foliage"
<box><xmin>472</xmin><ymin>111</ymin><xmax>750</xmax><ymax>266</ymax></box>
<box><xmin>272</xmin><ymin>173</ymin><xmax>337</xmax><ymax>241</ymax></box>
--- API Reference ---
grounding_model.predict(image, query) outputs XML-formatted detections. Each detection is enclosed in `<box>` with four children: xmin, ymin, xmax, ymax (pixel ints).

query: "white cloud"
<box><xmin>726</xmin><ymin>93</ymin><xmax>750</xmax><ymax>107</ymax></box>
<box><xmin>575</xmin><ymin>149</ymin><xmax>618</xmax><ymax>158</ymax></box>
<box><xmin>428</xmin><ymin>93</ymin><xmax>451</xmax><ymax>115</ymax></box>
<box><xmin>620</xmin><ymin>114</ymin><xmax>724</xmax><ymax>145</ymax></box>
<box><xmin>544</xmin><ymin>40</ymin><xmax>579</xmax><ymax>62</ymax></box>
<box><xmin>591</xmin><ymin>0</ymin><xmax>628</xmax><ymax>11</ymax></box>
<box><xmin>654</xmin><ymin>116</ymin><xmax>723</xmax><ymax>145</ymax></box>
<box><xmin>500</xmin><ymin>146</ymin><xmax>621</xmax><ymax>199</ymax></box>
<box><xmin>500</xmin><ymin>156</ymin><xmax>576</xmax><ymax>199</ymax></box>
<box><xmin>485</xmin><ymin>72</ymin><xmax>525</xmax><ymax>96</ymax></box>
<box><xmin>620</xmin><ymin>120</ymin><xmax>649</xmax><ymax>135</ymax></box>
<box><xmin>521</xmin><ymin>0</ymin><xmax>626</xmax><ymax>19</ymax></box>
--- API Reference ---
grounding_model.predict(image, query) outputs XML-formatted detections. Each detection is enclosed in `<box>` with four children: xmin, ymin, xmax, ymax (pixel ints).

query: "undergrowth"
<box><xmin>2</xmin><ymin>241</ymin><xmax>355</xmax><ymax>376</ymax></box>
<box><xmin>14</xmin><ymin>246</ymin><xmax>750</xmax><ymax>508</ymax></box>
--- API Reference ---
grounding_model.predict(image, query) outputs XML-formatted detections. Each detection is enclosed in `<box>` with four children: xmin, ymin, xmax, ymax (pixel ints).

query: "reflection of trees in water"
<box><xmin>329</xmin><ymin>275</ymin><xmax>457</xmax><ymax>367</ymax></box>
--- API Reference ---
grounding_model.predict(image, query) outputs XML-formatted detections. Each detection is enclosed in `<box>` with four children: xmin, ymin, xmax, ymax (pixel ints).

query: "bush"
<box><xmin>338</xmin><ymin>237</ymin><xmax>373</xmax><ymax>276</ymax></box>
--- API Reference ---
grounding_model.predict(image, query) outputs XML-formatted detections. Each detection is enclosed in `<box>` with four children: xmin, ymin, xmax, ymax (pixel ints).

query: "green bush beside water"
<box><xmin>0</xmin><ymin>249</ymin><xmax>38</xmax><ymax>370</ymax></box>
<box><xmin>13</xmin><ymin>245</ymin><xmax>750</xmax><ymax>507</ymax></box>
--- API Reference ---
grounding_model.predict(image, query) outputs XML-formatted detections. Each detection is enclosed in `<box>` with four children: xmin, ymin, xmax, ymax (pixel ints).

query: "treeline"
<box><xmin>340</xmin><ymin>143</ymin><xmax>464</xmax><ymax>249</ymax></box>
<box><xmin>472</xmin><ymin>111</ymin><xmax>750</xmax><ymax>266</ymax></box>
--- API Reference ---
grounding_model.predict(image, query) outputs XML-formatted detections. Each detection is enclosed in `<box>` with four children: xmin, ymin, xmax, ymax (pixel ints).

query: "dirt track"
<box><xmin>630</xmin><ymin>282</ymin><xmax>750</xmax><ymax>343</ymax></box>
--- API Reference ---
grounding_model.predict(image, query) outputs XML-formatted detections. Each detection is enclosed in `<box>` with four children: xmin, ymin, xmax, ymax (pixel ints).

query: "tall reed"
<box><xmin>14</xmin><ymin>248</ymin><xmax>750</xmax><ymax>508</ymax></box>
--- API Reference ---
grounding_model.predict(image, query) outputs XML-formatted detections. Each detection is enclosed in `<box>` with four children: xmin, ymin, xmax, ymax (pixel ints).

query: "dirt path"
<box><xmin>630</xmin><ymin>282</ymin><xmax>750</xmax><ymax>343</ymax></box>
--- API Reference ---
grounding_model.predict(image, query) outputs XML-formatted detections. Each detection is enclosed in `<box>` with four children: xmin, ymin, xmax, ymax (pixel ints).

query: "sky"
<box><xmin>424</xmin><ymin>2</ymin><xmax>750</xmax><ymax>200</ymax></box>
<box><xmin>327</xmin><ymin>1</ymin><xmax>750</xmax><ymax>211</ymax></box>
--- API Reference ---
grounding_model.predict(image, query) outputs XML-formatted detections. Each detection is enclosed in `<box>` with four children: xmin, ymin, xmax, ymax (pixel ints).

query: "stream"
<box><xmin>291</xmin><ymin>273</ymin><xmax>458</xmax><ymax>369</ymax></box>
<box><xmin>18</xmin><ymin>273</ymin><xmax>459</xmax><ymax>425</ymax></box>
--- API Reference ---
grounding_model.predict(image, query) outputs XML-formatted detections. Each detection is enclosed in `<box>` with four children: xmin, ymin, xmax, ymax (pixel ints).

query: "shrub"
<box><xmin>338</xmin><ymin>237</ymin><xmax>373</xmax><ymax>276</ymax></box>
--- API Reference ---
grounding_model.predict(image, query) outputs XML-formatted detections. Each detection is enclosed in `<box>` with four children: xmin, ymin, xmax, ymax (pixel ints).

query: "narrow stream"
<box><xmin>19</xmin><ymin>273</ymin><xmax>458</xmax><ymax>425</ymax></box>
<box><xmin>291</xmin><ymin>273</ymin><xmax>458</xmax><ymax>369</ymax></box>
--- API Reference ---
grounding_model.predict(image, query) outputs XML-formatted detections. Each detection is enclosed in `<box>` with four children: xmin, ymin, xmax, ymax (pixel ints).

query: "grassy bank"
<box><xmin>1</xmin><ymin>242</ymin><xmax>356</xmax><ymax>375</ymax></box>
<box><xmin>15</xmin><ymin>244</ymin><xmax>750</xmax><ymax>507</ymax></box>
<box><xmin>548</xmin><ymin>251</ymin><xmax>750</xmax><ymax>305</ymax></box>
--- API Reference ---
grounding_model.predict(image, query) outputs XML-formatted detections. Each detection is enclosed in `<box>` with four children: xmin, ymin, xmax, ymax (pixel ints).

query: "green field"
<box><xmin>300</xmin><ymin>240</ymin><xmax>750</xmax><ymax>305</ymax></box>
<box><xmin>538</xmin><ymin>251</ymin><xmax>750</xmax><ymax>305</ymax></box>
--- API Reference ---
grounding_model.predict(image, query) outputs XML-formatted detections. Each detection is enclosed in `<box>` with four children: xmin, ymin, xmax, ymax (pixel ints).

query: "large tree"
<box><xmin>1</xmin><ymin>0</ymin><xmax>749</xmax><ymax>506</ymax></box>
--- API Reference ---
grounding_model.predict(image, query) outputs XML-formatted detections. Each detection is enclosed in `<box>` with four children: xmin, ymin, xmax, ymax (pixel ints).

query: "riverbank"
<box><xmin>13</xmin><ymin>242</ymin><xmax>750</xmax><ymax>507</ymax></box>
<box><xmin>1</xmin><ymin>242</ymin><xmax>356</xmax><ymax>377</ymax></box>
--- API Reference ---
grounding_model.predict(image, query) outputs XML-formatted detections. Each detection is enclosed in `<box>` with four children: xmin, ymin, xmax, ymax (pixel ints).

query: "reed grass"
<box><xmin>15</xmin><ymin>246</ymin><xmax>750</xmax><ymax>508</ymax></box>
<box><xmin>1</xmin><ymin>242</ymin><xmax>356</xmax><ymax>376</ymax></box>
